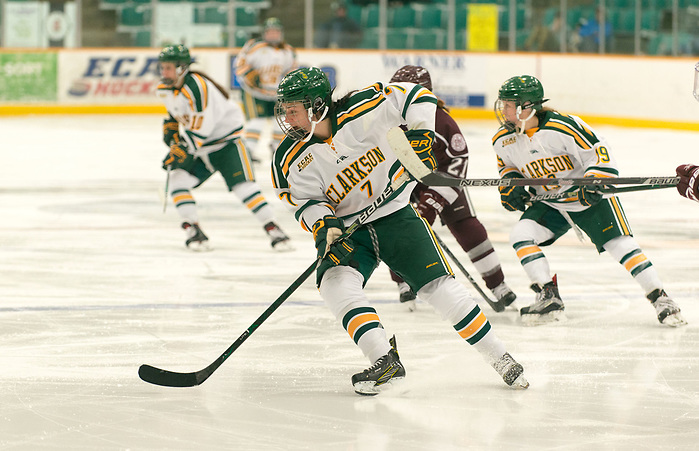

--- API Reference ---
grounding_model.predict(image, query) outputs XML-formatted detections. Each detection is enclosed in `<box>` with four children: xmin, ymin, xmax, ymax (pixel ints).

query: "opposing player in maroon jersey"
<box><xmin>388</xmin><ymin>65</ymin><xmax>517</xmax><ymax>312</ymax></box>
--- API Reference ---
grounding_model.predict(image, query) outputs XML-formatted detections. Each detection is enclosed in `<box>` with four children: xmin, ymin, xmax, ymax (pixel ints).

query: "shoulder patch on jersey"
<box><xmin>450</xmin><ymin>133</ymin><xmax>467</xmax><ymax>152</ymax></box>
<box><xmin>296</xmin><ymin>153</ymin><xmax>314</xmax><ymax>172</ymax></box>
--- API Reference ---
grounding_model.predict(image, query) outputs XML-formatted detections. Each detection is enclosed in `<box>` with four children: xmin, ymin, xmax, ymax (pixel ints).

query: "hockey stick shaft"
<box><xmin>386</xmin><ymin>127</ymin><xmax>679</xmax><ymax>188</ymax></box>
<box><xmin>432</xmin><ymin>231</ymin><xmax>504</xmax><ymax>312</ymax></box>
<box><xmin>528</xmin><ymin>184</ymin><xmax>676</xmax><ymax>202</ymax></box>
<box><xmin>163</xmin><ymin>166</ymin><xmax>172</xmax><ymax>213</ymax></box>
<box><xmin>139</xmin><ymin>171</ymin><xmax>412</xmax><ymax>388</ymax></box>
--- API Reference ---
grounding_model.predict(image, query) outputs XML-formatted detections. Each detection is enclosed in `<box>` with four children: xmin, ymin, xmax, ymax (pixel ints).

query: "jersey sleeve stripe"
<box><xmin>492</xmin><ymin>128</ymin><xmax>511</xmax><ymax>145</ymax></box>
<box><xmin>337</xmin><ymin>93</ymin><xmax>385</xmax><ymax>127</ymax></box>
<box><xmin>281</xmin><ymin>140</ymin><xmax>307</xmax><ymax>176</ymax></box>
<box><xmin>546</xmin><ymin>121</ymin><xmax>592</xmax><ymax>149</ymax></box>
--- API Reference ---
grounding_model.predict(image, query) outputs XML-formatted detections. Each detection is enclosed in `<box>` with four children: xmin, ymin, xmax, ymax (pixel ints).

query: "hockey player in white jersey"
<box><xmin>235</xmin><ymin>18</ymin><xmax>297</xmax><ymax>161</ymax></box>
<box><xmin>493</xmin><ymin>75</ymin><xmax>686</xmax><ymax>327</ymax></box>
<box><xmin>272</xmin><ymin>67</ymin><xmax>528</xmax><ymax>395</ymax></box>
<box><xmin>157</xmin><ymin>44</ymin><xmax>292</xmax><ymax>251</ymax></box>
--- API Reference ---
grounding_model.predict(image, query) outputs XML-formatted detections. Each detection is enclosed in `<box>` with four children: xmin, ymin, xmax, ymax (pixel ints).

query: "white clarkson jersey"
<box><xmin>156</xmin><ymin>71</ymin><xmax>245</xmax><ymax>157</ymax></box>
<box><xmin>235</xmin><ymin>39</ymin><xmax>297</xmax><ymax>101</ymax></box>
<box><xmin>272</xmin><ymin>82</ymin><xmax>437</xmax><ymax>232</ymax></box>
<box><xmin>492</xmin><ymin>110</ymin><xmax>619</xmax><ymax>212</ymax></box>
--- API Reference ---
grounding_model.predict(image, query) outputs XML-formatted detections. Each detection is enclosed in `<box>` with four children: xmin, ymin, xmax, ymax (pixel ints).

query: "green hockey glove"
<box><xmin>577</xmin><ymin>186</ymin><xmax>603</xmax><ymax>207</ymax></box>
<box><xmin>499</xmin><ymin>173</ymin><xmax>530</xmax><ymax>212</ymax></box>
<box><xmin>312</xmin><ymin>215</ymin><xmax>356</xmax><ymax>282</ymax></box>
<box><xmin>163</xmin><ymin>117</ymin><xmax>180</xmax><ymax>146</ymax></box>
<box><xmin>405</xmin><ymin>129</ymin><xmax>437</xmax><ymax>171</ymax></box>
<box><xmin>162</xmin><ymin>142</ymin><xmax>193</xmax><ymax>170</ymax></box>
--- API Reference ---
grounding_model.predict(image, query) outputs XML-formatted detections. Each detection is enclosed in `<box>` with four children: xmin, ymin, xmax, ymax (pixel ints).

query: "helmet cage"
<box><xmin>495</xmin><ymin>75</ymin><xmax>547</xmax><ymax>134</ymax></box>
<box><xmin>275</xmin><ymin>67</ymin><xmax>331</xmax><ymax>141</ymax></box>
<box><xmin>158</xmin><ymin>45</ymin><xmax>192</xmax><ymax>85</ymax></box>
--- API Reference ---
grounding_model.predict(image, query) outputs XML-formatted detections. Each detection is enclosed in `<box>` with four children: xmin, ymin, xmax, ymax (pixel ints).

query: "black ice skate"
<box><xmin>182</xmin><ymin>222</ymin><xmax>211</xmax><ymax>252</ymax></box>
<box><xmin>491</xmin><ymin>281</ymin><xmax>517</xmax><ymax>312</ymax></box>
<box><xmin>264</xmin><ymin>222</ymin><xmax>294</xmax><ymax>252</ymax></box>
<box><xmin>351</xmin><ymin>335</ymin><xmax>405</xmax><ymax>395</ymax></box>
<box><xmin>491</xmin><ymin>352</ymin><xmax>529</xmax><ymax>389</ymax></box>
<box><xmin>647</xmin><ymin>289</ymin><xmax>687</xmax><ymax>327</ymax></box>
<box><xmin>398</xmin><ymin>282</ymin><xmax>417</xmax><ymax>312</ymax></box>
<box><xmin>520</xmin><ymin>275</ymin><xmax>566</xmax><ymax>325</ymax></box>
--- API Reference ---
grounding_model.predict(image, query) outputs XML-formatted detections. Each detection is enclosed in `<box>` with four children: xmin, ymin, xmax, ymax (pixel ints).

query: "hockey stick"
<box><xmin>386</xmin><ymin>127</ymin><xmax>679</xmax><ymax>189</ymax></box>
<box><xmin>138</xmin><ymin>170</ymin><xmax>412</xmax><ymax>388</ymax></box>
<box><xmin>528</xmin><ymin>184</ymin><xmax>677</xmax><ymax>202</ymax></box>
<box><xmin>163</xmin><ymin>165</ymin><xmax>172</xmax><ymax>213</ymax></box>
<box><xmin>432</xmin><ymin>231</ymin><xmax>505</xmax><ymax>312</ymax></box>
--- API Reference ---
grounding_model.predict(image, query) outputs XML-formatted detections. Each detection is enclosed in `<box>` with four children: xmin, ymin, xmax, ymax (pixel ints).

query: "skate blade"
<box><xmin>661</xmin><ymin>312</ymin><xmax>688</xmax><ymax>327</ymax></box>
<box><xmin>509</xmin><ymin>374</ymin><xmax>529</xmax><ymax>390</ymax></box>
<box><xmin>187</xmin><ymin>242</ymin><xmax>212</xmax><ymax>252</ymax></box>
<box><xmin>353</xmin><ymin>377</ymin><xmax>405</xmax><ymax>396</ymax></box>
<box><xmin>521</xmin><ymin>310</ymin><xmax>567</xmax><ymax>326</ymax></box>
<box><xmin>272</xmin><ymin>240</ymin><xmax>295</xmax><ymax>253</ymax></box>
<box><xmin>402</xmin><ymin>300</ymin><xmax>416</xmax><ymax>312</ymax></box>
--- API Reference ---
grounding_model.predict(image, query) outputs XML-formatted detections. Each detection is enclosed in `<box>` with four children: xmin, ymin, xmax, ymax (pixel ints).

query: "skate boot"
<box><xmin>520</xmin><ymin>275</ymin><xmax>566</xmax><ymax>325</ymax></box>
<box><xmin>490</xmin><ymin>281</ymin><xmax>517</xmax><ymax>312</ymax></box>
<box><xmin>351</xmin><ymin>335</ymin><xmax>405</xmax><ymax>396</ymax></box>
<box><xmin>397</xmin><ymin>282</ymin><xmax>417</xmax><ymax>312</ymax></box>
<box><xmin>264</xmin><ymin>222</ymin><xmax>294</xmax><ymax>252</ymax></box>
<box><xmin>647</xmin><ymin>289</ymin><xmax>687</xmax><ymax>327</ymax></box>
<box><xmin>491</xmin><ymin>352</ymin><xmax>529</xmax><ymax>389</ymax></box>
<box><xmin>182</xmin><ymin>222</ymin><xmax>211</xmax><ymax>251</ymax></box>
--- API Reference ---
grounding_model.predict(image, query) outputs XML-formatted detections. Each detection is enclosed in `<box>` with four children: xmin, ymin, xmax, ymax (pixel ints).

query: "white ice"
<box><xmin>2</xmin><ymin>115</ymin><xmax>699</xmax><ymax>450</ymax></box>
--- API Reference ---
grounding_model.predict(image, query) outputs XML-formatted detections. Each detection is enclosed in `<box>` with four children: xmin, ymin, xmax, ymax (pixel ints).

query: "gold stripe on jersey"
<box><xmin>492</xmin><ymin>128</ymin><xmax>512</xmax><ymax>145</ymax></box>
<box><xmin>280</xmin><ymin>140</ymin><xmax>307</xmax><ymax>176</ymax></box>
<box><xmin>181</xmin><ymin>73</ymin><xmax>208</xmax><ymax>112</ymax></box>
<box><xmin>546</xmin><ymin>120</ymin><xmax>593</xmax><ymax>149</ymax></box>
<box><xmin>337</xmin><ymin>91</ymin><xmax>385</xmax><ymax>127</ymax></box>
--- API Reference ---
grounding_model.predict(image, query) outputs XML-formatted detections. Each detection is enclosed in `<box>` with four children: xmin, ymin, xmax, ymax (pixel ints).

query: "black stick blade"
<box><xmin>138</xmin><ymin>364</ymin><xmax>201</xmax><ymax>387</ymax></box>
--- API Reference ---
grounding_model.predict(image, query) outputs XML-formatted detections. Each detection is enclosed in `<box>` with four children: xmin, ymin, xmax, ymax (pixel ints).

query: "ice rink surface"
<box><xmin>2</xmin><ymin>114</ymin><xmax>699</xmax><ymax>450</ymax></box>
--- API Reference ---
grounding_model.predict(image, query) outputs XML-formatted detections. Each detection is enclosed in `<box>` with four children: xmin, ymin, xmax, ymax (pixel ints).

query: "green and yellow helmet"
<box><xmin>275</xmin><ymin>67</ymin><xmax>332</xmax><ymax>141</ymax></box>
<box><xmin>158</xmin><ymin>44</ymin><xmax>192</xmax><ymax>85</ymax></box>
<box><xmin>263</xmin><ymin>17</ymin><xmax>284</xmax><ymax>45</ymax></box>
<box><xmin>495</xmin><ymin>75</ymin><xmax>549</xmax><ymax>133</ymax></box>
<box><xmin>497</xmin><ymin>75</ymin><xmax>547</xmax><ymax>109</ymax></box>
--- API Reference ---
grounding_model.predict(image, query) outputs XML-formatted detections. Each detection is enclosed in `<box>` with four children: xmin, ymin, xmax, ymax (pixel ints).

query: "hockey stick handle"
<box><xmin>528</xmin><ymin>183</ymin><xmax>676</xmax><ymax>202</ymax></box>
<box><xmin>163</xmin><ymin>165</ymin><xmax>172</xmax><ymax>214</ymax></box>
<box><xmin>139</xmin><ymin>171</ymin><xmax>412</xmax><ymax>388</ymax></box>
<box><xmin>386</xmin><ymin>126</ymin><xmax>679</xmax><ymax>189</ymax></box>
<box><xmin>432</xmin><ymin>231</ymin><xmax>504</xmax><ymax>312</ymax></box>
<box><xmin>421</xmin><ymin>172</ymin><xmax>680</xmax><ymax>188</ymax></box>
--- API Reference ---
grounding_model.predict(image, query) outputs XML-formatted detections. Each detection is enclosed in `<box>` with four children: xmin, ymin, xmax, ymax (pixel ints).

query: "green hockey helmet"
<box><xmin>263</xmin><ymin>17</ymin><xmax>284</xmax><ymax>45</ymax></box>
<box><xmin>158</xmin><ymin>44</ymin><xmax>192</xmax><ymax>85</ymax></box>
<box><xmin>495</xmin><ymin>75</ymin><xmax>548</xmax><ymax>133</ymax></box>
<box><xmin>497</xmin><ymin>75</ymin><xmax>547</xmax><ymax>109</ymax></box>
<box><xmin>275</xmin><ymin>67</ymin><xmax>332</xmax><ymax>141</ymax></box>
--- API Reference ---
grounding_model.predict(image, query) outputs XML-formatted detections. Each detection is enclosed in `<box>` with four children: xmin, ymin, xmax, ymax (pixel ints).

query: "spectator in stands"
<box><xmin>315</xmin><ymin>1</ymin><xmax>362</xmax><ymax>49</ymax></box>
<box><xmin>524</xmin><ymin>15</ymin><xmax>561</xmax><ymax>52</ymax></box>
<box><xmin>577</xmin><ymin>8</ymin><xmax>612</xmax><ymax>53</ymax></box>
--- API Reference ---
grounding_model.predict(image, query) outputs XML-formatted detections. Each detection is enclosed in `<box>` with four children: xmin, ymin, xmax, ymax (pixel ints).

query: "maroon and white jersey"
<box><xmin>416</xmin><ymin>106</ymin><xmax>469</xmax><ymax>205</ymax></box>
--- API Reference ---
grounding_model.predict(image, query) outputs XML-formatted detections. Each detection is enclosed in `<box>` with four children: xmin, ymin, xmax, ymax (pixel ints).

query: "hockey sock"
<box><xmin>603</xmin><ymin>235</ymin><xmax>662</xmax><ymax>294</ymax></box>
<box><xmin>172</xmin><ymin>189</ymin><xmax>198</xmax><ymax>223</ymax></box>
<box><xmin>232</xmin><ymin>181</ymin><xmax>274</xmax><ymax>225</ymax></box>
<box><xmin>513</xmin><ymin>240</ymin><xmax>552</xmax><ymax>286</ymax></box>
<box><xmin>449</xmin><ymin>218</ymin><xmax>505</xmax><ymax>289</ymax></box>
